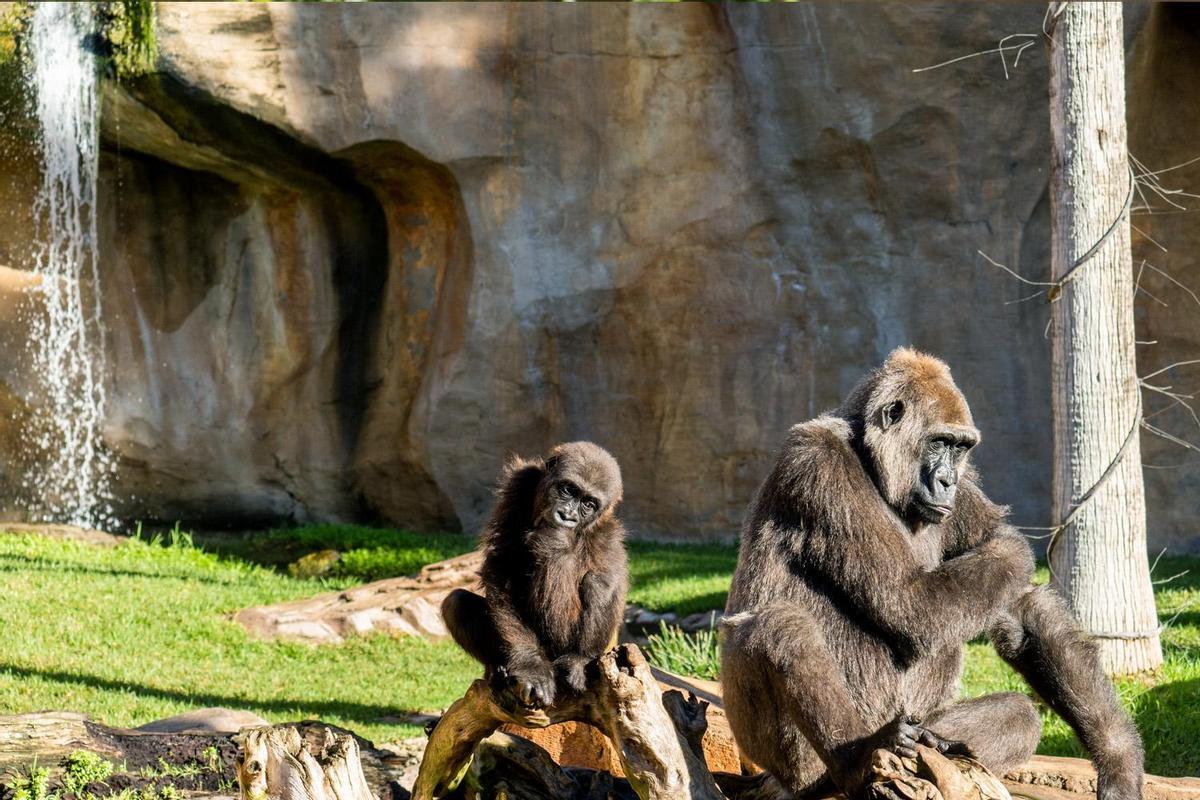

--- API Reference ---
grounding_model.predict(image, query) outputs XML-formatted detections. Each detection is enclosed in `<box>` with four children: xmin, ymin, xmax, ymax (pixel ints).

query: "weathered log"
<box><xmin>866</xmin><ymin>747</ymin><xmax>1011</xmax><ymax>800</ymax></box>
<box><xmin>411</xmin><ymin>644</ymin><xmax>1019</xmax><ymax>800</ymax></box>
<box><xmin>411</xmin><ymin>644</ymin><xmax>726</xmax><ymax>800</ymax></box>
<box><xmin>237</xmin><ymin>726</ymin><xmax>374</xmax><ymax>800</ymax></box>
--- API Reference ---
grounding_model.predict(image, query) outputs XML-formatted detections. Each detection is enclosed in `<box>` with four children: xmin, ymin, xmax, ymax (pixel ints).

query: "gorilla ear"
<box><xmin>880</xmin><ymin>400</ymin><xmax>905</xmax><ymax>431</ymax></box>
<box><xmin>544</xmin><ymin>454</ymin><xmax>560</xmax><ymax>474</ymax></box>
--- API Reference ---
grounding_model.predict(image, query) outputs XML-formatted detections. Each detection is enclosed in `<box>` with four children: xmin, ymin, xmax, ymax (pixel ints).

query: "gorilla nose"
<box><xmin>555</xmin><ymin>509</ymin><xmax>578</xmax><ymax>528</ymax></box>
<box><xmin>935</xmin><ymin>468</ymin><xmax>956</xmax><ymax>491</ymax></box>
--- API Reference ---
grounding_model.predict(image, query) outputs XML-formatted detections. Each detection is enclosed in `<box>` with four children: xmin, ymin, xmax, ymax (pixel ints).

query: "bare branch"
<box><xmin>1142</xmin><ymin>153</ymin><xmax>1200</xmax><ymax>178</ymax></box>
<box><xmin>977</xmin><ymin>249</ymin><xmax>1056</xmax><ymax>287</ymax></box>
<box><xmin>1130</xmin><ymin>223</ymin><xmax>1168</xmax><ymax>254</ymax></box>
<box><xmin>1144</xmin><ymin>262</ymin><xmax>1200</xmax><ymax>310</ymax></box>
<box><xmin>912</xmin><ymin>34</ymin><xmax>1037</xmax><ymax>76</ymax></box>
<box><xmin>1140</xmin><ymin>359</ymin><xmax>1200</xmax><ymax>382</ymax></box>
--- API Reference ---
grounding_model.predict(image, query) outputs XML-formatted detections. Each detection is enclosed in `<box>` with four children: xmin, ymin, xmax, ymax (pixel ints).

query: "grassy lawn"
<box><xmin>192</xmin><ymin>525</ymin><xmax>738</xmax><ymax>615</ymax></box>
<box><xmin>0</xmin><ymin>525</ymin><xmax>1195</xmax><ymax>777</ymax></box>
<box><xmin>0</xmin><ymin>531</ymin><xmax>476</xmax><ymax>744</ymax></box>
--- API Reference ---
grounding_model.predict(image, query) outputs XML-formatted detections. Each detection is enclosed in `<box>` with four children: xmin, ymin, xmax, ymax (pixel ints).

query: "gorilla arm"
<box><xmin>487</xmin><ymin>587</ymin><xmax>559</xmax><ymax>707</ymax></box>
<box><xmin>782</xmin><ymin>421</ymin><xmax>1034</xmax><ymax>661</ymax></box>
<box><xmin>555</xmin><ymin>536</ymin><xmax>629</xmax><ymax>692</ymax></box>
<box><xmin>991</xmin><ymin>587</ymin><xmax>1144</xmax><ymax>800</ymax></box>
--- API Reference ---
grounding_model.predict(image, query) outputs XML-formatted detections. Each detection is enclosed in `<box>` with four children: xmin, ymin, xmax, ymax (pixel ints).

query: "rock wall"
<box><xmin>1</xmin><ymin>2</ymin><xmax>1198</xmax><ymax>550</ymax></box>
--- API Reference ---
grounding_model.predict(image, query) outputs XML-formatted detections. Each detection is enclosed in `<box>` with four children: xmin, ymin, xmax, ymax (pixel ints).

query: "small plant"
<box><xmin>166</xmin><ymin>522</ymin><xmax>193</xmax><ymax>550</ymax></box>
<box><xmin>643</xmin><ymin>619</ymin><xmax>721</xmax><ymax>681</ymax></box>
<box><xmin>137</xmin><ymin>759</ymin><xmax>201</xmax><ymax>781</ymax></box>
<box><xmin>200</xmin><ymin>746</ymin><xmax>221</xmax><ymax>774</ymax></box>
<box><xmin>97</xmin><ymin>0</ymin><xmax>157</xmax><ymax>80</ymax></box>
<box><xmin>7</xmin><ymin>762</ymin><xmax>55</xmax><ymax>800</ymax></box>
<box><xmin>60</xmin><ymin>751</ymin><xmax>114</xmax><ymax>798</ymax></box>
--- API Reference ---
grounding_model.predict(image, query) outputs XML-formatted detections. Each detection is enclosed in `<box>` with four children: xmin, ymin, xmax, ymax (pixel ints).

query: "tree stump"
<box><xmin>237</xmin><ymin>726</ymin><xmax>375</xmax><ymax>800</ymax></box>
<box><xmin>410</xmin><ymin>644</ymin><xmax>1014</xmax><ymax>800</ymax></box>
<box><xmin>411</xmin><ymin>645</ymin><xmax>725</xmax><ymax>800</ymax></box>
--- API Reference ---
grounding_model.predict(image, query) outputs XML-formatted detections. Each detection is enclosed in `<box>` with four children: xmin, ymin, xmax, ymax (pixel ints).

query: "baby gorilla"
<box><xmin>442</xmin><ymin>442</ymin><xmax>628</xmax><ymax>708</ymax></box>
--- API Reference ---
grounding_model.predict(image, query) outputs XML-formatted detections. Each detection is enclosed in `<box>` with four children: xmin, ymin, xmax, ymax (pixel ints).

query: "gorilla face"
<box><xmin>912</xmin><ymin>426</ymin><xmax>978</xmax><ymax>523</ymax></box>
<box><xmin>546</xmin><ymin>478</ymin><xmax>604</xmax><ymax>530</ymax></box>
<box><xmin>533</xmin><ymin>441</ymin><xmax>622</xmax><ymax>535</ymax></box>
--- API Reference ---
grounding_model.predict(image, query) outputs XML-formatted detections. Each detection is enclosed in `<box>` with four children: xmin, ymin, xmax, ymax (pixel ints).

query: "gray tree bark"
<box><xmin>1047</xmin><ymin>1</ymin><xmax>1162</xmax><ymax>675</ymax></box>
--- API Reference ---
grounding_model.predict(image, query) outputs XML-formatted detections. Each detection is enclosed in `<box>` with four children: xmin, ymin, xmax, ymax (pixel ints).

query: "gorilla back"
<box><xmin>721</xmin><ymin>348</ymin><xmax>1143</xmax><ymax>800</ymax></box>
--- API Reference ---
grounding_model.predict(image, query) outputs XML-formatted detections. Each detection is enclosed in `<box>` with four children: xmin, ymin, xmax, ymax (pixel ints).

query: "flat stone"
<box><xmin>0</xmin><ymin>524</ymin><xmax>123</xmax><ymax>546</ymax></box>
<box><xmin>236</xmin><ymin>551</ymin><xmax>481</xmax><ymax>644</ymax></box>
<box><xmin>137</xmin><ymin>708</ymin><xmax>270</xmax><ymax>735</ymax></box>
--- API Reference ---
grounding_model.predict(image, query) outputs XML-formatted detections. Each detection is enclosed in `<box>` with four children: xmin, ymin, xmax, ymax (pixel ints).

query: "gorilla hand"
<box><xmin>916</xmin><ymin>728</ymin><xmax>973</xmax><ymax>758</ymax></box>
<box><xmin>506</xmin><ymin>654</ymin><xmax>557</xmax><ymax>708</ymax></box>
<box><xmin>869</xmin><ymin>715</ymin><xmax>929</xmax><ymax>760</ymax></box>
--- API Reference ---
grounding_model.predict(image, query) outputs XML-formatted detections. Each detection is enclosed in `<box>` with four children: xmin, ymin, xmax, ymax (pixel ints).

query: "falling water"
<box><xmin>23</xmin><ymin>3</ymin><xmax>112</xmax><ymax>527</ymax></box>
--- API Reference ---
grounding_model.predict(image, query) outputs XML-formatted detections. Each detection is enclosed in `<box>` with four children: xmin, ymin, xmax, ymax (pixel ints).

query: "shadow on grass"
<box><xmin>633</xmin><ymin>589</ymin><xmax>729</xmax><ymax>615</ymax></box>
<box><xmin>0</xmin><ymin>664</ymin><xmax>422</xmax><ymax>728</ymax></box>
<box><xmin>0</xmin><ymin>553</ymin><xmax>245</xmax><ymax>586</ymax></box>
<box><xmin>1038</xmin><ymin>677</ymin><xmax>1200</xmax><ymax>777</ymax></box>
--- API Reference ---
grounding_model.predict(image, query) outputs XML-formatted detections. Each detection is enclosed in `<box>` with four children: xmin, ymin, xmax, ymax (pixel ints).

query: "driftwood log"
<box><xmin>237</xmin><ymin>726</ymin><xmax>375</xmax><ymax>800</ymax></box>
<box><xmin>410</xmin><ymin>644</ymin><xmax>1014</xmax><ymax>800</ymax></box>
<box><xmin>0</xmin><ymin>711</ymin><xmax>1190</xmax><ymax>800</ymax></box>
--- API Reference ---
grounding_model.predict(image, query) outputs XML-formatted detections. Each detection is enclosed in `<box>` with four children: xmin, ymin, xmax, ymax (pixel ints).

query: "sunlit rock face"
<box><xmin>1</xmin><ymin>3</ymin><xmax>1198</xmax><ymax>549</ymax></box>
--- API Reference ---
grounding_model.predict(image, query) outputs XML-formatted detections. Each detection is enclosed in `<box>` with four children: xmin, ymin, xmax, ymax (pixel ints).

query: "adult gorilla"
<box><xmin>722</xmin><ymin>348</ymin><xmax>1143</xmax><ymax>800</ymax></box>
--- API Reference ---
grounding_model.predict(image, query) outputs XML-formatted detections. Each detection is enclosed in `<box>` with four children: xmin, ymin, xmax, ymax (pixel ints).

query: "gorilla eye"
<box><xmin>582</xmin><ymin>499</ymin><xmax>597</xmax><ymax>514</ymax></box>
<box><xmin>558</xmin><ymin>483</ymin><xmax>576</xmax><ymax>499</ymax></box>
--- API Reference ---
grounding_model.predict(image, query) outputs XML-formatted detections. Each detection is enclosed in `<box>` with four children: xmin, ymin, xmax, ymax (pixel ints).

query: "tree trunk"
<box><xmin>1047</xmin><ymin>2</ymin><xmax>1162</xmax><ymax>675</ymax></box>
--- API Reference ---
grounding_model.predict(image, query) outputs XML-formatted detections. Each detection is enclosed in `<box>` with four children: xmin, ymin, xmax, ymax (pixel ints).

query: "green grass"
<box><xmin>0</xmin><ymin>532</ymin><xmax>476</xmax><ymax>744</ymax></box>
<box><xmin>195</xmin><ymin>525</ymin><xmax>736</xmax><ymax>614</ymax></box>
<box><xmin>626</xmin><ymin>540</ymin><xmax>736</xmax><ymax>615</ymax></box>
<box><xmin>644</xmin><ymin>620</ymin><xmax>721</xmax><ymax>679</ymax></box>
<box><xmin>191</xmin><ymin>524</ymin><xmax>476</xmax><ymax>583</ymax></box>
<box><xmin>0</xmin><ymin>524</ymin><xmax>1195</xmax><ymax>778</ymax></box>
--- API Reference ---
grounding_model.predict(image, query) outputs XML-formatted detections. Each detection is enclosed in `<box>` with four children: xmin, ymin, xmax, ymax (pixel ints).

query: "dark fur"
<box><xmin>721</xmin><ymin>348</ymin><xmax>1143</xmax><ymax>800</ymax></box>
<box><xmin>442</xmin><ymin>441</ymin><xmax>629</xmax><ymax>708</ymax></box>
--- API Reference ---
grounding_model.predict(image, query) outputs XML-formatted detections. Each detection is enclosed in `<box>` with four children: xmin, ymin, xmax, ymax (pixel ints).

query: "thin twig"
<box><xmin>1161</xmin><ymin>597</ymin><xmax>1199</xmax><ymax>631</ymax></box>
<box><xmin>912</xmin><ymin>34</ymin><xmax>1037</xmax><ymax>75</ymax></box>
<box><xmin>1143</xmin><ymin>153</ymin><xmax>1200</xmax><ymax>178</ymax></box>
<box><xmin>1142</xmin><ymin>420</ymin><xmax>1200</xmax><ymax>454</ymax></box>
<box><xmin>1130</xmin><ymin>223</ymin><xmax>1168</xmax><ymax>254</ymax></box>
<box><xmin>977</xmin><ymin>250</ymin><xmax>1056</xmax><ymax>287</ymax></box>
<box><xmin>1141</xmin><ymin>359</ymin><xmax>1200</xmax><ymax>382</ymax></box>
<box><xmin>1136</xmin><ymin>285</ymin><xmax>1168</xmax><ymax>308</ymax></box>
<box><xmin>1140</xmin><ymin>381</ymin><xmax>1200</xmax><ymax>434</ymax></box>
<box><xmin>1144</xmin><ymin>262</ymin><xmax>1200</xmax><ymax>310</ymax></box>
<box><xmin>1004</xmin><ymin>289</ymin><xmax>1045</xmax><ymax>305</ymax></box>
<box><xmin>1152</xmin><ymin>570</ymin><xmax>1189</xmax><ymax>587</ymax></box>
<box><xmin>1149</xmin><ymin>547</ymin><xmax>1167</xmax><ymax>576</ymax></box>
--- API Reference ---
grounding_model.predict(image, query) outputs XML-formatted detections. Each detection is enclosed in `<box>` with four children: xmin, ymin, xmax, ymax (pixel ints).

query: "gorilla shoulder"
<box><xmin>767</xmin><ymin>416</ymin><xmax>874</xmax><ymax>510</ymax></box>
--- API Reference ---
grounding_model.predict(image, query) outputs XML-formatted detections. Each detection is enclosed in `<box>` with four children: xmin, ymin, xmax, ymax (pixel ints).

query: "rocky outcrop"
<box><xmin>235</xmin><ymin>551</ymin><xmax>481</xmax><ymax>644</ymax></box>
<box><xmin>1</xmin><ymin>3</ymin><xmax>1198</xmax><ymax>548</ymax></box>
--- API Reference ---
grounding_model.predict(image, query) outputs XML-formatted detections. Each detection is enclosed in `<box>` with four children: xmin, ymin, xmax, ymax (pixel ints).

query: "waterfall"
<box><xmin>24</xmin><ymin>3</ymin><xmax>112</xmax><ymax>528</ymax></box>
